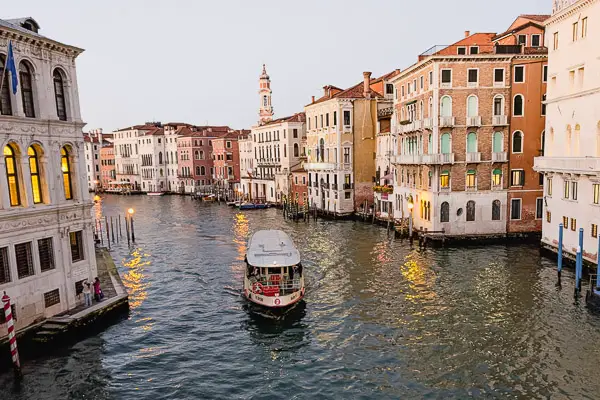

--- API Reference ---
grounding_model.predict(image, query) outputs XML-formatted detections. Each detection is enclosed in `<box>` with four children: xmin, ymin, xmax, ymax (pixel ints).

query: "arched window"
<box><xmin>467</xmin><ymin>132</ymin><xmax>477</xmax><ymax>153</ymax></box>
<box><xmin>467</xmin><ymin>95</ymin><xmax>478</xmax><ymax>117</ymax></box>
<box><xmin>194</xmin><ymin>150</ymin><xmax>199</xmax><ymax>160</ymax></box>
<box><xmin>195</xmin><ymin>166</ymin><xmax>200</xmax><ymax>175</ymax></box>
<box><xmin>19</xmin><ymin>61</ymin><xmax>35</xmax><ymax>118</ymax></box>
<box><xmin>263</xmin><ymin>95</ymin><xmax>268</xmax><ymax>107</ymax></box>
<box><xmin>4</xmin><ymin>144</ymin><xmax>21</xmax><ymax>206</ymax></box>
<box><xmin>0</xmin><ymin>55</ymin><xmax>12</xmax><ymax>116</ymax></box>
<box><xmin>566</xmin><ymin>125</ymin><xmax>572</xmax><ymax>155</ymax></box>
<box><xmin>493</xmin><ymin>132</ymin><xmax>503</xmax><ymax>153</ymax></box>
<box><xmin>440</xmin><ymin>170</ymin><xmax>450</xmax><ymax>189</ymax></box>
<box><xmin>440</xmin><ymin>133</ymin><xmax>451</xmax><ymax>154</ymax></box>
<box><xmin>428</xmin><ymin>97</ymin><xmax>433</xmax><ymax>118</ymax></box>
<box><xmin>574</xmin><ymin>124</ymin><xmax>581</xmax><ymax>156</ymax></box>
<box><xmin>419</xmin><ymin>100</ymin><xmax>424</xmax><ymax>119</ymax></box>
<box><xmin>493</xmin><ymin>95</ymin><xmax>504</xmax><ymax>116</ymax></box>
<box><xmin>492</xmin><ymin>200</ymin><xmax>501</xmax><ymax>221</ymax></box>
<box><xmin>513</xmin><ymin>95</ymin><xmax>524</xmax><ymax>117</ymax></box>
<box><xmin>199</xmin><ymin>150</ymin><xmax>204</xmax><ymax>160</ymax></box>
<box><xmin>61</xmin><ymin>146</ymin><xmax>73</xmax><ymax>200</ymax></box>
<box><xmin>440</xmin><ymin>96</ymin><xmax>452</xmax><ymax>117</ymax></box>
<box><xmin>549</xmin><ymin>128</ymin><xmax>554</xmax><ymax>157</ymax></box>
<box><xmin>293</xmin><ymin>143</ymin><xmax>299</xmax><ymax>157</ymax></box>
<box><xmin>200</xmin><ymin>166</ymin><xmax>206</xmax><ymax>175</ymax></box>
<box><xmin>159</xmin><ymin>152</ymin><xmax>163</xmax><ymax>164</ymax></box>
<box><xmin>28</xmin><ymin>145</ymin><xmax>43</xmax><ymax>204</ymax></box>
<box><xmin>512</xmin><ymin>131</ymin><xmax>523</xmax><ymax>153</ymax></box>
<box><xmin>53</xmin><ymin>69</ymin><xmax>67</xmax><ymax>121</ymax></box>
<box><xmin>492</xmin><ymin>168</ymin><xmax>502</xmax><ymax>187</ymax></box>
<box><xmin>466</xmin><ymin>200</ymin><xmax>476</xmax><ymax>221</ymax></box>
<box><xmin>319</xmin><ymin>138</ymin><xmax>325</xmax><ymax>162</ymax></box>
<box><xmin>441</xmin><ymin>201</ymin><xmax>450</xmax><ymax>222</ymax></box>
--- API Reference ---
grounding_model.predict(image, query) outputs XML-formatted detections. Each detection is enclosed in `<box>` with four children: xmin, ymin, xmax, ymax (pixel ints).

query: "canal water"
<box><xmin>2</xmin><ymin>195</ymin><xmax>600</xmax><ymax>399</ymax></box>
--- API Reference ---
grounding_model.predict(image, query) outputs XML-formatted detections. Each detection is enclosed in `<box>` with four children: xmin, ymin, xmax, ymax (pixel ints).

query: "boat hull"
<box><xmin>243</xmin><ymin>287</ymin><xmax>305</xmax><ymax>310</ymax></box>
<box><xmin>147</xmin><ymin>192</ymin><xmax>165</xmax><ymax>196</ymax></box>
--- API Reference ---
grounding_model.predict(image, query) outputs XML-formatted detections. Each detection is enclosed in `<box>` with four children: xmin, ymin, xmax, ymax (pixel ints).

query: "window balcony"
<box><xmin>423</xmin><ymin>153</ymin><xmax>455</xmax><ymax>164</ymax></box>
<box><xmin>466</xmin><ymin>185</ymin><xmax>477</xmax><ymax>192</ymax></box>
<box><xmin>492</xmin><ymin>115</ymin><xmax>508</xmax><ymax>126</ymax></box>
<box><xmin>331</xmin><ymin>183</ymin><xmax>338</xmax><ymax>190</ymax></box>
<box><xmin>392</xmin><ymin>154</ymin><xmax>423</xmax><ymax>164</ymax></box>
<box><xmin>336</xmin><ymin>163</ymin><xmax>352</xmax><ymax>171</ymax></box>
<box><xmin>322</xmin><ymin>182</ymin><xmax>330</xmax><ymax>189</ymax></box>
<box><xmin>466</xmin><ymin>152</ymin><xmax>482</xmax><ymax>163</ymax></box>
<box><xmin>466</xmin><ymin>116</ymin><xmax>482</xmax><ymax>127</ymax></box>
<box><xmin>533</xmin><ymin>157</ymin><xmax>600</xmax><ymax>175</ymax></box>
<box><xmin>423</xmin><ymin>118</ymin><xmax>433</xmax><ymax>129</ymax></box>
<box><xmin>343</xmin><ymin>183</ymin><xmax>354</xmax><ymax>190</ymax></box>
<box><xmin>492</xmin><ymin>152</ymin><xmax>508</xmax><ymax>162</ymax></box>
<box><xmin>439</xmin><ymin>116</ymin><xmax>455</xmax><ymax>127</ymax></box>
<box><xmin>303</xmin><ymin>162</ymin><xmax>336</xmax><ymax>171</ymax></box>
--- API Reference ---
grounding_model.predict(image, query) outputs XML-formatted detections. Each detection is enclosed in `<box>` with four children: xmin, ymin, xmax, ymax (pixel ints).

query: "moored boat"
<box><xmin>147</xmin><ymin>192</ymin><xmax>165</xmax><ymax>196</ymax></box>
<box><xmin>243</xmin><ymin>230</ymin><xmax>305</xmax><ymax>311</ymax></box>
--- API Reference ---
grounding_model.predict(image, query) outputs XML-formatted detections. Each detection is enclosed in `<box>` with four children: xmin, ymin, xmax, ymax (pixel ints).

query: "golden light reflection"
<box><xmin>400</xmin><ymin>254</ymin><xmax>437</xmax><ymax>303</ymax></box>
<box><xmin>122</xmin><ymin>248</ymin><xmax>151</xmax><ymax>310</ymax></box>
<box><xmin>232</xmin><ymin>212</ymin><xmax>249</xmax><ymax>262</ymax></box>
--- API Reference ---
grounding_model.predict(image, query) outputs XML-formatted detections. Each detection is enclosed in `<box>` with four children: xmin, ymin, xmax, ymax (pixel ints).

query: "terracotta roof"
<box><xmin>261</xmin><ymin>112</ymin><xmax>306</xmax><ymax>126</ymax></box>
<box><xmin>308</xmin><ymin>74</ymin><xmax>387</xmax><ymax>106</ymax></box>
<box><xmin>520</xmin><ymin>14</ymin><xmax>550</xmax><ymax>23</ymax></box>
<box><xmin>493</xmin><ymin>21</ymin><xmax>546</xmax><ymax>42</ymax></box>
<box><xmin>371</xmin><ymin>69</ymin><xmax>401</xmax><ymax>84</ymax></box>
<box><xmin>114</xmin><ymin>124</ymin><xmax>156</xmax><ymax>132</ymax></box>
<box><xmin>144</xmin><ymin>128</ymin><xmax>164</xmax><ymax>136</ymax></box>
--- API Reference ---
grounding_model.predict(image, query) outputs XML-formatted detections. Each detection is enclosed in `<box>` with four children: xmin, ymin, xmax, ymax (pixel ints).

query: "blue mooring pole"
<box><xmin>558</xmin><ymin>223</ymin><xmax>564</xmax><ymax>283</ymax></box>
<box><xmin>575</xmin><ymin>228</ymin><xmax>584</xmax><ymax>295</ymax></box>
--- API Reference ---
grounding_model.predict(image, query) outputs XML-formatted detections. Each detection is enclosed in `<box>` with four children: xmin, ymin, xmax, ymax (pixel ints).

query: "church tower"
<box><xmin>258</xmin><ymin>64</ymin><xmax>273</xmax><ymax>125</ymax></box>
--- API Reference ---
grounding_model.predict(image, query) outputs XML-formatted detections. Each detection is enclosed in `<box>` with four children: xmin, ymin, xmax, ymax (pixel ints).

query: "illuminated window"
<box><xmin>571</xmin><ymin>218</ymin><xmax>577</xmax><ymax>231</ymax></box>
<box><xmin>61</xmin><ymin>146</ymin><xmax>73</xmax><ymax>200</ymax></box>
<box><xmin>28</xmin><ymin>146</ymin><xmax>43</xmax><ymax>204</ymax></box>
<box><xmin>592</xmin><ymin>224</ymin><xmax>598</xmax><ymax>238</ymax></box>
<box><xmin>546</xmin><ymin>211</ymin><xmax>551</xmax><ymax>223</ymax></box>
<box><xmin>466</xmin><ymin>170</ymin><xmax>476</xmax><ymax>189</ymax></box>
<box><xmin>4</xmin><ymin>144</ymin><xmax>21</xmax><ymax>206</ymax></box>
<box><xmin>492</xmin><ymin>169</ymin><xmax>502</xmax><ymax>187</ymax></box>
<box><xmin>593</xmin><ymin>183</ymin><xmax>599</xmax><ymax>204</ymax></box>
<box><xmin>563</xmin><ymin>216</ymin><xmax>568</xmax><ymax>227</ymax></box>
<box><xmin>440</xmin><ymin>170</ymin><xmax>450</xmax><ymax>188</ymax></box>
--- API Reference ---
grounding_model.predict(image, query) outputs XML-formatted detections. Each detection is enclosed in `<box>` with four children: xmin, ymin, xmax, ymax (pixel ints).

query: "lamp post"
<box><xmin>128</xmin><ymin>208</ymin><xmax>135</xmax><ymax>242</ymax></box>
<box><xmin>407</xmin><ymin>195</ymin><xmax>414</xmax><ymax>240</ymax></box>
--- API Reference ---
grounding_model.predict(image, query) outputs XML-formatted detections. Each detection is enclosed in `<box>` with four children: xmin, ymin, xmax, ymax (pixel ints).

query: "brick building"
<box><xmin>290</xmin><ymin>167</ymin><xmax>308</xmax><ymax>206</ymax></box>
<box><xmin>213</xmin><ymin>130</ymin><xmax>247</xmax><ymax>197</ymax></box>
<box><xmin>99</xmin><ymin>143</ymin><xmax>116</xmax><ymax>189</ymax></box>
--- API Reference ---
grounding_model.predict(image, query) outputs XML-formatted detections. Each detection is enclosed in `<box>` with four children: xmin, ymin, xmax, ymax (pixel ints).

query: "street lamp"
<box><xmin>128</xmin><ymin>208</ymin><xmax>135</xmax><ymax>242</ymax></box>
<box><xmin>407</xmin><ymin>195</ymin><xmax>414</xmax><ymax>239</ymax></box>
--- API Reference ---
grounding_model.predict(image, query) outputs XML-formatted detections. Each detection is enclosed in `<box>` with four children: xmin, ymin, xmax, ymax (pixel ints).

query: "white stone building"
<box><xmin>83</xmin><ymin>129</ymin><xmax>103</xmax><ymax>191</ymax></box>
<box><xmin>239</xmin><ymin>131</ymin><xmax>254</xmax><ymax>200</ymax></box>
<box><xmin>139</xmin><ymin>127</ymin><xmax>168</xmax><ymax>193</ymax></box>
<box><xmin>0</xmin><ymin>17</ymin><xmax>98</xmax><ymax>333</ymax></box>
<box><xmin>534</xmin><ymin>0</ymin><xmax>600</xmax><ymax>263</ymax></box>
<box><xmin>113</xmin><ymin>124</ymin><xmax>155</xmax><ymax>191</ymax></box>
<box><xmin>241</xmin><ymin>65</ymin><xmax>306</xmax><ymax>203</ymax></box>
<box><xmin>164</xmin><ymin>123</ymin><xmax>185</xmax><ymax>192</ymax></box>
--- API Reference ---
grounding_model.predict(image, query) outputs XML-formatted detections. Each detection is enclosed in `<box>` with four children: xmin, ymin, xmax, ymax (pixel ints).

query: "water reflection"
<box><xmin>121</xmin><ymin>248</ymin><xmax>150</xmax><ymax>310</ymax></box>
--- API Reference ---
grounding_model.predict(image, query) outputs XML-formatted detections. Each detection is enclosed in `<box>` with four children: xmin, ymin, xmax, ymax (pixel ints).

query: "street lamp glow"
<box><xmin>407</xmin><ymin>201</ymin><xmax>414</xmax><ymax>210</ymax></box>
<box><xmin>128</xmin><ymin>208</ymin><xmax>135</xmax><ymax>215</ymax></box>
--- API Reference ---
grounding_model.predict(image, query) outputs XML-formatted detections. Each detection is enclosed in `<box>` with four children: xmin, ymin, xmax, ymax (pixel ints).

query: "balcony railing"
<box><xmin>440</xmin><ymin>116</ymin><xmax>455</xmax><ymax>127</ymax></box>
<box><xmin>322</xmin><ymin>182</ymin><xmax>330</xmax><ymax>189</ymax></box>
<box><xmin>423</xmin><ymin>153</ymin><xmax>455</xmax><ymax>164</ymax></box>
<box><xmin>466</xmin><ymin>152</ymin><xmax>482</xmax><ymax>163</ymax></box>
<box><xmin>343</xmin><ymin>183</ymin><xmax>354</xmax><ymax>190</ymax></box>
<box><xmin>331</xmin><ymin>183</ymin><xmax>338</xmax><ymax>190</ymax></box>
<box><xmin>303</xmin><ymin>162</ymin><xmax>336</xmax><ymax>171</ymax></box>
<box><xmin>423</xmin><ymin>118</ymin><xmax>433</xmax><ymax>129</ymax></box>
<box><xmin>492</xmin><ymin>115</ymin><xmax>508</xmax><ymax>126</ymax></box>
<box><xmin>392</xmin><ymin>154</ymin><xmax>423</xmax><ymax>164</ymax></box>
<box><xmin>492</xmin><ymin>152</ymin><xmax>508</xmax><ymax>162</ymax></box>
<box><xmin>466</xmin><ymin>116</ymin><xmax>482</xmax><ymax>127</ymax></box>
<box><xmin>533</xmin><ymin>157</ymin><xmax>600</xmax><ymax>175</ymax></box>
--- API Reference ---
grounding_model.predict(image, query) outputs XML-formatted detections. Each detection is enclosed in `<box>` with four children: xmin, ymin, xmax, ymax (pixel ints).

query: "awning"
<box><xmin>405</xmin><ymin>100</ymin><xmax>417</xmax><ymax>106</ymax></box>
<box><xmin>493</xmin><ymin>169</ymin><xmax>502</xmax><ymax>175</ymax></box>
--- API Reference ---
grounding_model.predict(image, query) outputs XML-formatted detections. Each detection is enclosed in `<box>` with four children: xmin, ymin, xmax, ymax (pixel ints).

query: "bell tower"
<box><xmin>258</xmin><ymin>64</ymin><xmax>273</xmax><ymax>125</ymax></box>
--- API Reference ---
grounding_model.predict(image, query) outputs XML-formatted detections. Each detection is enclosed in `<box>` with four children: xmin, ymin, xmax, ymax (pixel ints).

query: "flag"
<box><xmin>6</xmin><ymin>40</ymin><xmax>18</xmax><ymax>95</ymax></box>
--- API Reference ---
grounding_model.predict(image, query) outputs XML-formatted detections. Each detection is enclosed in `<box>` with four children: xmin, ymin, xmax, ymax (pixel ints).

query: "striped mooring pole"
<box><xmin>2</xmin><ymin>292</ymin><xmax>22</xmax><ymax>379</ymax></box>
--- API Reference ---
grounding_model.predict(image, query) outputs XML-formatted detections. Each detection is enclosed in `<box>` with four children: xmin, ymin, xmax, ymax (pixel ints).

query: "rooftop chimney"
<box><xmin>323</xmin><ymin>86</ymin><xmax>329</xmax><ymax>98</ymax></box>
<box><xmin>464</xmin><ymin>30</ymin><xmax>470</xmax><ymax>38</ymax></box>
<box><xmin>363</xmin><ymin>71</ymin><xmax>372</xmax><ymax>98</ymax></box>
<box><xmin>311</xmin><ymin>95</ymin><xmax>315</xmax><ymax>103</ymax></box>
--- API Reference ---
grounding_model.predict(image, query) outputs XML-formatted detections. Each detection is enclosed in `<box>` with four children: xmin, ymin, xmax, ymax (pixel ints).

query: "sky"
<box><xmin>5</xmin><ymin>0</ymin><xmax>550</xmax><ymax>132</ymax></box>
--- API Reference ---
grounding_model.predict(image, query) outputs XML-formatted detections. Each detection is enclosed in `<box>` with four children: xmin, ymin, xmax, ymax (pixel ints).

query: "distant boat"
<box><xmin>239</xmin><ymin>202</ymin><xmax>256</xmax><ymax>210</ymax></box>
<box><xmin>202</xmin><ymin>194</ymin><xmax>216</xmax><ymax>202</ymax></box>
<box><xmin>147</xmin><ymin>192</ymin><xmax>165</xmax><ymax>196</ymax></box>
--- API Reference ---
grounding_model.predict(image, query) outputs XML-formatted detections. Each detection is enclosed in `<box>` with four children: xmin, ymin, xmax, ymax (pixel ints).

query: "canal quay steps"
<box><xmin>0</xmin><ymin>248</ymin><xmax>129</xmax><ymax>371</ymax></box>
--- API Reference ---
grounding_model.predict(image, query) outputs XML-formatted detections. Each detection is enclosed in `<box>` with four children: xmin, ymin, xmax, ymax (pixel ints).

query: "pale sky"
<box><xmin>5</xmin><ymin>0</ymin><xmax>549</xmax><ymax>132</ymax></box>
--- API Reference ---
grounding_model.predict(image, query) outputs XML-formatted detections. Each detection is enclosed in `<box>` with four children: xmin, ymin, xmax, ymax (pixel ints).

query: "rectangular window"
<box><xmin>539</xmin><ymin>173</ymin><xmax>544</xmax><ymax>186</ymax></box>
<box><xmin>0</xmin><ymin>247</ymin><xmax>10</xmax><ymax>284</ymax></box>
<box><xmin>429</xmin><ymin>71</ymin><xmax>433</xmax><ymax>85</ymax></box>
<box><xmin>510</xmin><ymin>170</ymin><xmax>524</xmax><ymax>186</ymax></box>
<box><xmin>518</xmin><ymin>35</ymin><xmax>527</xmax><ymax>46</ymax></box>
<box><xmin>593</xmin><ymin>183</ymin><xmax>599</xmax><ymax>204</ymax></box>
<box><xmin>582</xmin><ymin>17</ymin><xmax>588</xmax><ymax>38</ymax></box>
<box><xmin>470</xmin><ymin>46</ymin><xmax>479</xmax><ymax>55</ymax></box>
<box><xmin>563</xmin><ymin>216</ymin><xmax>569</xmax><ymax>227</ymax></box>
<box><xmin>44</xmin><ymin>289</ymin><xmax>60</xmax><ymax>308</ymax></box>
<box><xmin>325</xmin><ymin>113</ymin><xmax>329</xmax><ymax>127</ymax></box>
<box><xmin>320</xmin><ymin>115</ymin><xmax>323</xmax><ymax>128</ymax></box>
<box><xmin>546</xmin><ymin>211</ymin><xmax>551</xmax><ymax>223</ymax></box>
<box><xmin>343</xmin><ymin>148</ymin><xmax>351</xmax><ymax>163</ymax></box>
<box><xmin>457</xmin><ymin>47</ymin><xmax>466</xmax><ymax>55</ymax></box>
<box><xmin>592</xmin><ymin>224</ymin><xmax>598</xmax><ymax>238</ymax></box>
<box><xmin>536</xmin><ymin>198</ymin><xmax>543</xmax><ymax>219</ymax></box>
<box><xmin>572</xmin><ymin>181</ymin><xmax>578</xmax><ymax>200</ymax></box>
<box><xmin>385</xmin><ymin>83</ymin><xmax>394</xmax><ymax>94</ymax></box>
<box><xmin>75</xmin><ymin>279</ymin><xmax>85</xmax><ymax>295</ymax></box>
<box><xmin>293</xmin><ymin>129</ymin><xmax>298</xmax><ymax>138</ymax></box>
<box><xmin>494</xmin><ymin>68</ymin><xmax>505</xmax><ymax>84</ymax></box>
<box><xmin>531</xmin><ymin>34</ymin><xmax>541</xmax><ymax>47</ymax></box>
<box><xmin>510</xmin><ymin>198</ymin><xmax>522</xmax><ymax>220</ymax></box>
<box><xmin>573</xmin><ymin>21</ymin><xmax>579</xmax><ymax>41</ymax></box>
<box><xmin>564</xmin><ymin>180</ymin><xmax>570</xmax><ymax>199</ymax></box>
<box><xmin>420</xmin><ymin>76</ymin><xmax>424</xmax><ymax>89</ymax></box>
<box><xmin>571</xmin><ymin>218</ymin><xmax>577</xmax><ymax>231</ymax></box>
<box><xmin>407</xmin><ymin>83</ymin><xmax>411</xmax><ymax>95</ymax></box>
<box><xmin>70</xmin><ymin>231</ymin><xmax>84</xmax><ymax>262</ymax></box>
<box><xmin>401</xmin><ymin>85</ymin><xmax>405</xmax><ymax>97</ymax></box>
<box><xmin>514</xmin><ymin>66</ymin><xmax>525</xmax><ymax>83</ymax></box>
<box><xmin>38</xmin><ymin>238</ymin><xmax>55</xmax><ymax>272</ymax></box>
<box><xmin>343</xmin><ymin>111</ymin><xmax>351</xmax><ymax>126</ymax></box>
<box><xmin>553</xmin><ymin>32</ymin><xmax>559</xmax><ymax>50</ymax></box>
<box><xmin>15</xmin><ymin>242</ymin><xmax>34</xmax><ymax>279</ymax></box>
<box><xmin>541</xmin><ymin>94</ymin><xmax>547</xmax><ymax>116</ymax></box>
<box><xmin>467</xmin><ymin>69</ymin><xmax>478</xmax><ymax>85</ymax></box>
<box><xmin>441</xmin><ymin>69</ymin><xmax>452</xmax><ymax>85</ymax></box>
<box><xmin>333</xmin><ymin>111</ymin><xmax>337</xmax><ymax>126</ymax></box>
<box><xmin>547</xmin><ymin>177</ymin><xmax>553</xmax><ymax>196</ymax></box>
<box><xmin>345</xmin><ymin>192</ymin><xmax>351</xmax><ymax>199</ymax></box>
<box><xmin>543</xmin><ymin>65</ymin><xmax>548</xmax><ymax>82</ymax></box>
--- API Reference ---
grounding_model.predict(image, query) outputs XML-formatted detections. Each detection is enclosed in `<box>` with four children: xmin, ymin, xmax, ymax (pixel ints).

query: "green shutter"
<box><xmin>493</xmin><ymin>168</ymin><xmax>502</xmax><ymax>175</ymax></box>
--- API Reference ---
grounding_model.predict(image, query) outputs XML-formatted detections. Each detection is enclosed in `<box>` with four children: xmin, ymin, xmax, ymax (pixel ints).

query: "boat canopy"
<box><xmin>246</xmin><ymin>230</ymin><xmax>300</xmax><ymax>267</ymax></box>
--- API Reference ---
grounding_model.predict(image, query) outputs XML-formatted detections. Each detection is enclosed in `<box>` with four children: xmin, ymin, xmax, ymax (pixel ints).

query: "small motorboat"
<box><xmin>147</xmin><ymin>192</ymin><xmax>165</xmax><ymax>196</ymax></box>
<box><xmin>202</xmin><ymin>194</ymin><xmax>216</xmax><ymax>202</ymax></box>
<box><xmin>243</xmin><ymin>230</ymin><xmax>305</xmax><ymax>311</ymax></box>
<box><xmin>254</xmin><ymin>203</ymin><xmax>268</xmax><ymax>209</ymax></box>
<box><xmin>226</xmin><ymin>201</ymin><xmax>238</xmax><ymax>207</ymax></box>
<box><xmin>239</xmin><ymin>202</ymin><xmax>256</xmax><ymax>210</ymax></box>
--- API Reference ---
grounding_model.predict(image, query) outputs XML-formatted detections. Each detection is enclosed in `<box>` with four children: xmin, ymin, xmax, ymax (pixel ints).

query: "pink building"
<box><xmin>212</xmin><ymin>130</ymin><xmax>248</xmax><ymax>197</ymax></box>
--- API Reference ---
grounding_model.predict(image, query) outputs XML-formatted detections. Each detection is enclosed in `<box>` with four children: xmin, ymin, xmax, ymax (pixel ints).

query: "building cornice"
<box><xmin>546</xmin><ymin>0</ymin><xmax>598</xmax><ymax>25</ymax></box>
<box><xmin>0</xmin><ymin>116</ymin><xmax>86</xmax><ymax>135</ymax></box>
<box><xmin>0</xmin><ymin>28</ymin><xmax>84</xmax><ymax>58</ymax></box>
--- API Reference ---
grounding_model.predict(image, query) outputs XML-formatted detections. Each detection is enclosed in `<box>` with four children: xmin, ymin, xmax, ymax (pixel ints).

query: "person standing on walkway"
<box><xmin>83</xmin><ymin>280</ymin><xmax>92</xmax><ymax>307</ymax></box>
<box><xmin>93</xmin><ymin>277</ymin><xmax>103</xmax><ymax>302</ymax></box>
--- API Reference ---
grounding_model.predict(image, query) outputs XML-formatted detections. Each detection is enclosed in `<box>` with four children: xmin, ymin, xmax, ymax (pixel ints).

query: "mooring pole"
<box><xmin>2</xmin><ymin>292</ymin><xmax>22</xmax><ymax>380</ymax></box>
<box><xmin>576</xmin><ymin>228</ymin><xmax>584</xmax><ymax>295</ymax></box>
<box><xmin>130</xmin><ymin>215</ymin><xmax>136</xmax><ymax>242</ymax></box>
<box><xmin>119</xmin><ymin>215</ymin><xmax>123</xmax><ymax>238</ymax></box>
<box><xmin>558</xmin><ymin>223</ymin><xmax>563</xmax><ymax>284</ymax></box>
<box><xmin>111</xmin><ymin>216</ymin><xmax>115</xmax><ymax>244</ymax></box>
<box><xmin>105</xmin><ymin>216</ymin><xmax>110</xmax><ymax>249</ymax></box>
<box><xmin>597</xmin><ymin>235</ymin><xmax>600</xmax><ymax>290</ymax></box>
<box><xmin>125</xmin><ymin>215</ymin><xmax>131</xmax><ymax>246</ymax></box>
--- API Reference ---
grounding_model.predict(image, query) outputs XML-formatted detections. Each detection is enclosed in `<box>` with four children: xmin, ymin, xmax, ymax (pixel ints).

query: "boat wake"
<box><xmin>223</xmin><ymin>286</ymin><xmax>241</xmax><ymax>297</ymax></box>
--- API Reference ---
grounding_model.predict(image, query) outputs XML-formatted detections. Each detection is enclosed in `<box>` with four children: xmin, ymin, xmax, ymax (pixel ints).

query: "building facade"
<box><xmin>291</xmin><ymin>168</ymin><xmax>308</xmax><ymax>206</ymax></box>
<box><xmin>139</xmin><ymin>127</ymin><xmax>167</xmax><ymax>193</ymax></box>
<box><xmin>83</xmin><ymin>129</ymin><xmax>103</xmax><ymax>191</ymax></box>
<box><xmin>0</xmin><ymin>17</ymin><xmax>98</xmax><ymax>334</ymax></box>
<box><xmin>99</xmin><ymin>143</ymin><xmax>115</xmax><ymax>189</ymax></box>
<box><xmin>113</xmin><ymin>124</ymin><xmax>155</xmax><ymax>190</ymax></box>
<box><xmin>304</xmin><ymin>72</ymin><xmax>388</xmax><ymax>216</ymax></box>
<box><xmin>213</xmin><ymin>131</ymin><xmax>245</xmax><ymax>197</ymax></box>
<box><xmin>534</xmin><ymin>0</ymin><xmax>600</xmax><ymax>264</ymax></box>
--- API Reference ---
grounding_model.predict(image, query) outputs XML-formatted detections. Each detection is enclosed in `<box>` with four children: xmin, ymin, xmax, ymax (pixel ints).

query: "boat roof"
<box><xmin>246</xmin><ymin>230</ymin><xmax>300</xmax><ymax>267</ymax></box>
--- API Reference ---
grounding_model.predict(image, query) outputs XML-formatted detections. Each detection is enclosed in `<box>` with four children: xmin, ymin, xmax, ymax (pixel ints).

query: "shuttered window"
<box><xmin>15</xmin><ymin>242</ymin><xmax>34</xmax><ymax>279</ymax></box>
<box><xmin>0</xmin><ymin>247</ymin><xmax>10</xmax><ymax>284</ymax></box>
<box><xmin>44</xmin><ymin>289</ymin><xmax>60</xmax><ymax>308</ymax></box>
<box><xmin>38</xmin><ymin>238</ymin><xmax>55</xmax><ymax>272</ymax></box>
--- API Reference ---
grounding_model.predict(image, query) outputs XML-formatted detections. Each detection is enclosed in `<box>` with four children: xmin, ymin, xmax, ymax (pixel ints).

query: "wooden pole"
<box><xmin>2</xmin><ymin>292</ymin><xmax>22</xmax><ymax>380</ymax></box>
<box><xmin>105</xmin><ymin>216</ymin><xmax>110</xmax><ymax>249</ymax></box>
<box><xmin>130</xmin><ymin>215</ymin><xmax>136</xmax><ymax>242</ymax></box>
<box><xmin>125</xmin><ymin>214</ymin><xmax>131</xmax><ymax>245</ymax></box>
<box><xmin>111</xmin><ymin>216</ymin><xmax>115</xmax><ymax>244</ymax></box>
<box><xmin>119</xmin><ymin>215</ymin><xmax>123</xmax><ymax>238</ymax></box>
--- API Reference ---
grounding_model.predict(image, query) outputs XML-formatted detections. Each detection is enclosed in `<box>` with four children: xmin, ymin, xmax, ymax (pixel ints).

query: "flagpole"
<box><xmin>0</xmin><ymin>55</ymin><xmax>7</xmax><ymax>99</ymax></box>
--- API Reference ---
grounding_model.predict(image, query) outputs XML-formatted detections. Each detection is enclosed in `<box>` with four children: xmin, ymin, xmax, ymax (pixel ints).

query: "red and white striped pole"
<box><xmin>2</xmin><ymin>291</ymin><xmax>22</xmax><ymax>379</ymax></box>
